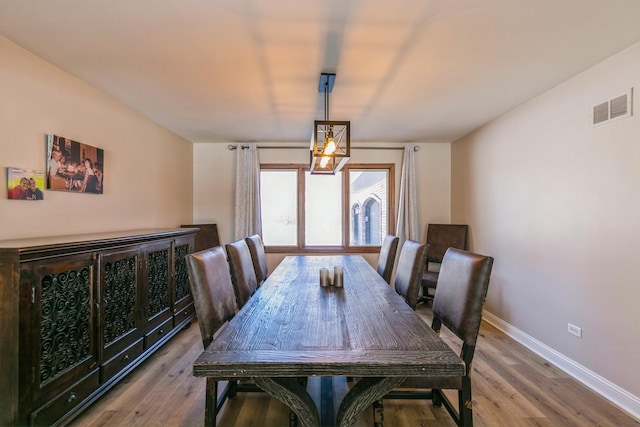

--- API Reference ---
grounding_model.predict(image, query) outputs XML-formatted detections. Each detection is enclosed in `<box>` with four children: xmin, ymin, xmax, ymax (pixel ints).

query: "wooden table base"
<box><xmin>252</xmin><ymin>376</ymin><xmax>406</xmax><ymax>427</ymax></box>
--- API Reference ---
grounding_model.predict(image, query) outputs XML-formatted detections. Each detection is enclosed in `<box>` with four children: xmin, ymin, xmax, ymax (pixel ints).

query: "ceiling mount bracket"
<box><xmin>318</xmin><ymin>73</ymin><xmax>336</xmax><ymax>93</ymax></box>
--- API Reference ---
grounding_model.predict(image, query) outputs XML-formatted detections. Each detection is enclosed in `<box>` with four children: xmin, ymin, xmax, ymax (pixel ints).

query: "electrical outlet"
<box><xmin>568</xmin><ymin>323</ymin><xmax>582</xmax><ymax>338</ymax></box>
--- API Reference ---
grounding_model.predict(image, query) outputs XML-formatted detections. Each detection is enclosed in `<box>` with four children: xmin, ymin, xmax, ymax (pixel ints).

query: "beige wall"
<box><xmin>193</xmin><ymin>141</ymin><xmax>451</xmax><ymax>270</ymax></box>
<box><xmin>452</xmin><ymin>41</ymin><xmax>640</xmax><ymax>412</ymax></box>
<box><xmin>0</xmin><ymin>37</ymin><xmax>193</xmax><ymax>240</ymax></box>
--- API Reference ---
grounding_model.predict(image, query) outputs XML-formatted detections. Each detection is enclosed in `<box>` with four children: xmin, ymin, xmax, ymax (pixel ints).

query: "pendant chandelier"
<box><xmin>310</xmin><ymin>73</ymin><xmax>350</xmax><ymax>174</ymax></box>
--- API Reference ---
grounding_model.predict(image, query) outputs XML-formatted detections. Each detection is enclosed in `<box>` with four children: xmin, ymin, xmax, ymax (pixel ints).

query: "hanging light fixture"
<box><xmin>310</xmin><ymin>73</ymin><xmax>350</xmax><ymax>174</ymax></box>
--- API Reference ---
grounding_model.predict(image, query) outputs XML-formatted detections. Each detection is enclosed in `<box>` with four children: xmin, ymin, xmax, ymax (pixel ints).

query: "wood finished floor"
<box><xmin>70</xmin><ymin>304</ymin><xmax>640</xmax><ymax>427</ymax></box>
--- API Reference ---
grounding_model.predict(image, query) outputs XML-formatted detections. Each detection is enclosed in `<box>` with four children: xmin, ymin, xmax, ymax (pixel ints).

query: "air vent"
<box><xmin>592</xmin><ymin>88</ymin><xmax>633</xmax><ymax>126</ymax></box>
<box><xmin>593</xmin><ymin>101</ymin><xmax>609</xmax><ymax>125</ymax></box>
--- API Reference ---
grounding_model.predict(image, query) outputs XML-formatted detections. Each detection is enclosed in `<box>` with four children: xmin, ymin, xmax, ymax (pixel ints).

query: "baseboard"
<box><xmin>482</xmin><ymin>310</ymin><xmax>640</xmax><ymax>421</ymax></box>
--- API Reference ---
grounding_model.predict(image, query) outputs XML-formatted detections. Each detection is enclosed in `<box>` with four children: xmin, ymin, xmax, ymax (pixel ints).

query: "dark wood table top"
<box><xmin>193</xmin><ymin>255</ymin><xmax>464</xmax><ymax>379</ymax></box>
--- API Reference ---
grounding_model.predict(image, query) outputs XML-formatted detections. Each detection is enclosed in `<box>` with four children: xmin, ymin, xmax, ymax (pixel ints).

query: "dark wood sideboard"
<box><xmin>0</xmin><ymin>228</ymin><xmax>197</xmax><ymax>426</ymax></box>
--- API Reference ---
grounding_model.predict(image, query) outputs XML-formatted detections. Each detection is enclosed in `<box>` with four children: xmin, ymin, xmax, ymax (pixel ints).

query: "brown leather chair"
<box><xmin>420</xmin><ymin>224</ymin><xmax>468</xmax><ymax>303</ymax></box>
<box><xmin>393</xmin><ymin>239</ymin><xmax>428</xmax><ymax>310</ymax></box>
<box><xmin>245</xmin><ymin>234</ymin><xmax>268</xmax><ymax>285</ymax></box>
<box><xmin>225</xmin><ymin>239</ymin><xmax>259</xmax><ymax>309</ymax></box>
<box><xmin>376</xmin><ymin>234</ymin><xmax>399</xmax><ymax>284</ymax></box>
<box><xmin>380</xmin><ymin>247</ymin><xmax>494</xmax><ymax>427</ymax></box>
<box><xmin>185</xmin><ymin>246</ymin><xmax>261</xmax><ymax>426</ymax></box>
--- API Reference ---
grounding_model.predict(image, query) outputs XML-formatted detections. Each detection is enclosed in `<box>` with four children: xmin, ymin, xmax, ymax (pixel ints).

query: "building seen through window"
<box><xmin>349</xmin><ymin>170</ymin><xmax>387</xmax><ymax>246</ymax></box>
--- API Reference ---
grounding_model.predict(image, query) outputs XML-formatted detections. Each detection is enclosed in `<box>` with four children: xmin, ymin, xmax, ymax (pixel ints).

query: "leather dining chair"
<box><xmin>378</xmin><ymin>247</ymin><xmax>494</xmax><ymax>427</ymax></box>
<box><xmin>225</xmin><ymin>239</ymin><xmax>259</xmax><ymax>309</ymax></box>
<box><xmin>420</xmin><ymin>224</ymin><xmax>468</xmax><ymax>304</ymax></box>
<box><xmin>376</xmin><ymin>234</ymin><xmax>399</xmax><ymax>284</ymax></box>
<box><xmin>245</xmin><ymin>234</ymin><xmax>268</xmax><ymax>285</ymax></box>
<box><xmin>393</xmin><ymin>239</ymin><xmax>428</xmax><ymax>310</ymax></box>
<box><xmin>185</xmin><ymin>246</ymin><xmax>260</xmax><ymax>427</ymax></box>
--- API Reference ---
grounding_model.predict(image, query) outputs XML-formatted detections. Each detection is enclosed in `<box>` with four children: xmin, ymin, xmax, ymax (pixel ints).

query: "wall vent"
<box><xmin>591</xmin><ymin>88</ymin><xmax>633</xmax><ymax>126</ymax></box>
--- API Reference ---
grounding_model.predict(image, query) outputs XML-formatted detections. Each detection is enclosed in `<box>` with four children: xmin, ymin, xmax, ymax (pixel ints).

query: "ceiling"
<box><xmin>2</xmin><ymin>0</ymin><xmax>640</xmax><ymax>144</ymax></box>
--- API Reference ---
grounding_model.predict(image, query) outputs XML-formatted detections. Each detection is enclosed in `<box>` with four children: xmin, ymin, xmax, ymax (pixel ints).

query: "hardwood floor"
<box><xmin>71</xmin><ymin>304</ymin><xmax>639</xmax><ymax>426</ymax></box>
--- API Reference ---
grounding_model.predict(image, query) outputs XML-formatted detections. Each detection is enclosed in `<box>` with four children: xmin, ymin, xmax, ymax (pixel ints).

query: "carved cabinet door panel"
<box><xmin>19</xmin><ymin>253</ymin><xmax>98</xmax><ymax>415</ymax></box>
<box><xmin>140</xmin><ymin>240</ymin><xmax>174</xmax><ymax>336</ymax></box>
<box><xmin>171</xmin><ymin>236</ymin><xmax>196</xmax><ymax>329</ymax></box>
<box><xmin>97</xmin><ymin>246</ymin><xmax>143</xmax><ymax>362</ymax></box>
<box><xmin>172</xmin><ymin>236</ymin><xmax>193</xmax><ymax>312</ymax></box>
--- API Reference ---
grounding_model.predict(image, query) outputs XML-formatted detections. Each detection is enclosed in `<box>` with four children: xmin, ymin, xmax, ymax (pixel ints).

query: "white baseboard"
<box><xmin>482</xmin><ymin>310</ymin><xmax>640</xmax><ymax>421</ymax></box>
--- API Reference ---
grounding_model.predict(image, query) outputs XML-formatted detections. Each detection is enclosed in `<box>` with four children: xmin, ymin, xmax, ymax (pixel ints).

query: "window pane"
<box><xmin>305</xmin><ymin>172</ymin><xmax>342</xmax><ymax>246</ymax></box>
<box><xmin>349</xmin><ymin>170</ymin><xmax>388</xmax><ymax>246</ymax></box>
<box><xmin>261</xmin><ymin>170</ymin><xmax>297</xmax><ymax>246</ymax></box>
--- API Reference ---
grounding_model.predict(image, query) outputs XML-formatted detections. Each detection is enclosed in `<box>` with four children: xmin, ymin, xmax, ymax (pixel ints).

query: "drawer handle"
<box><xmin>123</xmin><ymin>354</ymin><xmax>130</xmax><ymax>362</ymax></box>
<box><xmin>67</xmin><ymin>392</ymin><xmax>77</xmax><ymax>404</ymax></box>
<box><xmin>158</xmin><ymin>329</ymin><xmax>164</xmax><ymax>335</ymax></box>
<box><xmin>183</xmin><ymin>311</ymin><xmax>188</xmax><ymax>316</ymax></box>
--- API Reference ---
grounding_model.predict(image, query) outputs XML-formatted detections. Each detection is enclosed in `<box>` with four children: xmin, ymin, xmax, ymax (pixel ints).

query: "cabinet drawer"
<box><xmin>101</xmin><ymin>338</ymin><xmax>144</xmax><ymax>382</ymax></box>
<box><xmin>145</xmin><ymin>318</ymin><xmax>173</xmax><ymax>349</ymax></box>
<box><xmin>30</xmin><ymin>369</ymin><xmax>99</xmax><ymax>426</ymax></box>
<box><xmin>174</xmin><ymin>302</ymin><xmax>195</xmax><ymax>328</ymax></box>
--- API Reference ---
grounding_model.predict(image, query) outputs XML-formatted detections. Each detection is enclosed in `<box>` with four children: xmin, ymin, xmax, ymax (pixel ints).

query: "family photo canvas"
<box><xmin>46</xmin><ymin>134</ymin><xmax>104</xmax><ymax>194</ymax></box>
<box><xmin>7</xmin><ymin>167</ymin><xmax>45</xmax><ymax>200</ymax></box>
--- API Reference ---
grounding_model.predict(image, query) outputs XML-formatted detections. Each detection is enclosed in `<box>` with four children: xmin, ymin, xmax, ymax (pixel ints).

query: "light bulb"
<box><xmin>323</xmin><ymin>137</ymin><xmax>336</xmax><ymax>155</ymax></box>
<box><xmin>320</xmin><ymin>156</ymin><xmax>330</xmax><ymax>168</ymax></box>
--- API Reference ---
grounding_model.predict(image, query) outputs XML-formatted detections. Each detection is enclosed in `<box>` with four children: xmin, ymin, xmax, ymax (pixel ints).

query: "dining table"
<box><xmin>192</xmin><ymin>255</ymin><xmax>465</xmax><ymax>427</ymax></box>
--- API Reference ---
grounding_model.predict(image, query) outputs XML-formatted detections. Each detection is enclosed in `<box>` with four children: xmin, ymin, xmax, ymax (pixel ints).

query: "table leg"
<box><xmin>252</xmin><ymin>377</ymin><xmax>320</xmax><ymax>427</ymax></box>
<box><xmin>336</xmin><ymin>377</ymin><xmax>406</xmax><ymax>427</ymax></box>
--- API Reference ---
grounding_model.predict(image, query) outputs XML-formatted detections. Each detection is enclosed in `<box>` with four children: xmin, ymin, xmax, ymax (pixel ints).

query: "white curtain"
<box><xmin>395</xmin><ymin>144</ymin><xmax>419</xmax><ymax>247</ymax></box>
<box><xmin>234</xmin><ymin>143</ymin><xmax>262</xmax><ymax>240</ymax></box>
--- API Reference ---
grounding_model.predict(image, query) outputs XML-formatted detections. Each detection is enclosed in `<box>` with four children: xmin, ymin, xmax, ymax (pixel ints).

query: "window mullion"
<box><xmin>298</xmin><ymin>166</ymin><xmax>306</xmax><ymax>249</ymax></box>
<box><xmin>342</xmin><ymin>168</ymin><xmax>349</xmax><ymax>248</ymax></box>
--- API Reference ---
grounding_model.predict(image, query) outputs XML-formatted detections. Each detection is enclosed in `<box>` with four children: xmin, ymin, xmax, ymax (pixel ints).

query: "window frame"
<box><xmin>261</xmin><ymin>163</ymin><xmax>395</xmax><ymax>254</ymax></box>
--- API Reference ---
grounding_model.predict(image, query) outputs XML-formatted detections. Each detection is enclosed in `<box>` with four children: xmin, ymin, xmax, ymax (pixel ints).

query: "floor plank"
<box><xmin>70</xmin><ymin>306</ymin><xmax>640</xmax><ymax>426</ymax></box>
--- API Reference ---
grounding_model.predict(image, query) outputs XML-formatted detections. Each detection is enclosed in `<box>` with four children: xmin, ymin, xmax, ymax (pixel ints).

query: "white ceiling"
<box><xmin>2</xmin><ymin>0</ymin><xmax>640</xmax><ymax>143</ymax></box>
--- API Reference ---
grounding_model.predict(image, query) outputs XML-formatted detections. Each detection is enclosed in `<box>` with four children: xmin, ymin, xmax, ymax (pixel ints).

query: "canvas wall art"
<box><xmin>46</xmin><ymin>134</ymin><xmax>104</xmax><ymax>194</ymax></box>
<box><xmin>7</xmin><ymin>167</ymin><xmax>45</xmax><ymax>200</ymax></box>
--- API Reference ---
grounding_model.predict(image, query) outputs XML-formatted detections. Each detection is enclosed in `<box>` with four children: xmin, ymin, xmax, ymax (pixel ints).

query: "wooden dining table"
<box><xmin>192</xmin><ymin>255</ymin><xmax>465</xmax><ymax>427</ymax></box>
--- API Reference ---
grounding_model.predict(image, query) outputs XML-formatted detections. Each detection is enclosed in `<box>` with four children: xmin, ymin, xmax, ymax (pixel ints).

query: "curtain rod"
<box><xmin>227</xmin><ymin>144</ymin><xmax>418</xmax><ymax>151</ymax></box>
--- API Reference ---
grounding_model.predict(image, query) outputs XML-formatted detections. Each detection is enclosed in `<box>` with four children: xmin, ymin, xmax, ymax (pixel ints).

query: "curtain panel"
<box><xmin>234</xmin><ymin>143</ymin><xmax>262</xmax><ymax>240</ymax></box>
<box><xmin>395</xmin><ymin>144</ymin><xmax>419</xmax><ymax>247</ymax></box>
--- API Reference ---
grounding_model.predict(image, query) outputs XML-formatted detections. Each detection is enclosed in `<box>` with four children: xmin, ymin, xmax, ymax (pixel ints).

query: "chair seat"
<box><xmin>422</xmin><ymin>270</ymin><xmax>438</xmax><ymax>287</ymax></box>
<box><xmin>400</xmin><ymin>375</ymin><xmax>463</xmax><ymax>390</ymax></box>
<box><xmin>420</xmin><ymin>271</ymin><xmax>439</xmax><ymax>302</ymax></box>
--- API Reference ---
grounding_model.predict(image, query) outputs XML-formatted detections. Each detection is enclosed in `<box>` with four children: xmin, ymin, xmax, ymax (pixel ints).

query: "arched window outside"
<box><xmin>363</xmin><ymin>197</ymin><xmax>382</xmax><ymax>245</ymax></box>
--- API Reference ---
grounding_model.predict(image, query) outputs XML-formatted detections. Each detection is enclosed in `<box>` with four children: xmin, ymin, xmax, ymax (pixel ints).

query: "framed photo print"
<box><xmin>46</xmin><ymin>134</ymin><xmax>104</xmax><ymax>194</ymax></box>
<box><xmin>7</xmin><ymin>167</ymin><xmax>45</xmax><ymax>200</ymax></box>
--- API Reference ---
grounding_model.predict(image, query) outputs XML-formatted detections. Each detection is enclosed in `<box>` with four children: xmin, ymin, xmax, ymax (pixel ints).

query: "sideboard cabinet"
<box><xmin>0</xmin><ymin>229</ymin><xmax>197</xmax><ymax>426</ymax></box>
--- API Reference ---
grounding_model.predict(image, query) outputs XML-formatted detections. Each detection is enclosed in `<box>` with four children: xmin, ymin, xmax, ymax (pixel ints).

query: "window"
<box><xmin>260</xmin><ymin>170</ymin><xmax>297</xmax><ymax>246</ymax></box>
<box><xmin>260</xmin><ymin>164</ymin><xmax>394</xmax><ymax>252</ymax></box>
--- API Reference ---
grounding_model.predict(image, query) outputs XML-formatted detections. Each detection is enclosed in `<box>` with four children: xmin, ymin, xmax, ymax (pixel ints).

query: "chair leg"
<box><xmin>432</xmin><ymin>388</ymin><xmax>443</xmax><ymax>407</ymax></box>
<box><xmin>459</xmin><ymin>377</ymin><xmax>473</xmax><ymax>427</ymax></box>
<box><xmin>372</xmin><ymin>399</ymin><xmax>384</xmax><ymax>427</ymax></box>
<box><xmin>228</xmin><ymin>380</ymin><xmax>238</xmax><ymax>399</ymax></box>
<box><xmin>205</xmin><ymin>378</ymin><xmax>218</xmax><ymax>427</ymax></box>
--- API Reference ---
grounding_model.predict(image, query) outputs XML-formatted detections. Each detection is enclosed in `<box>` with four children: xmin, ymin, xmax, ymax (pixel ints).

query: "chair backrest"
<box><xmin>376</xmin><ymin>234</ymin><xmax>399</xmax><ymax>284</ymax></box>
<box><xmin>432</xmin><ymin>248</ymin><xmax>493</xmax><ymax>352</ymax></box>
<box><xmin>225</xmin><ymin>239</ymin><xmax>258</xmax><ymax>309</ymax></box>
<box><xmin>185</xmin><ymin>246</ymin><xmax>238</xmax><ymax>348</ymax></box>
<box><xmin>393</xmin><ymin>239</ymin><xmax>428</xmax><ymax>310</ymax></box>
<box><xmin>425</xmin><ymin>224</ymin><xmax>468</xmax><ymax>264</ymax></box>
<box><xmin>245</xmin><ymin>234</ymin><xmax>268</xmax><ymax>285</ymax></box>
